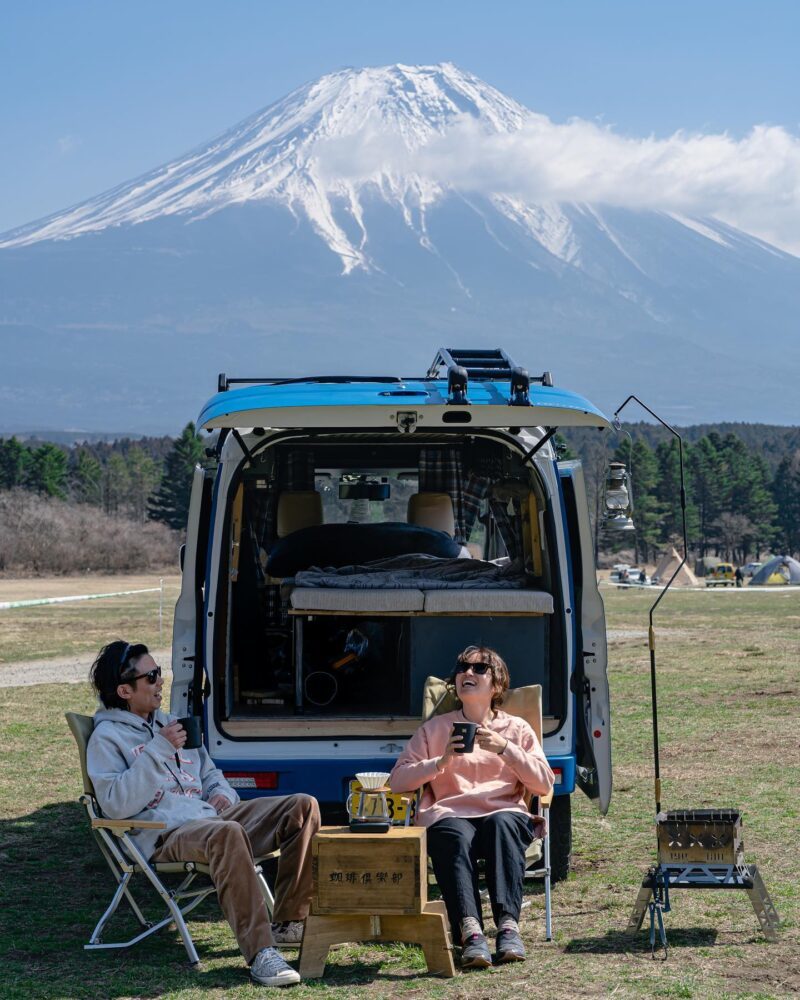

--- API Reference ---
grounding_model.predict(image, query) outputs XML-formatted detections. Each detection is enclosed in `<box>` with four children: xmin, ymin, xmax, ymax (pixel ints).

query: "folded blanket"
<box><xmin>294</xmin><ymin>554</ymin><xmax>531</xmax><ymax>589</ymax></box>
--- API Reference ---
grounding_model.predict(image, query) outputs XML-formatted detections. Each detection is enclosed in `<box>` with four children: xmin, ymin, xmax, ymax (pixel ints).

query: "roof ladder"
<box><xmin>427</xmin><ymin>348</ymin><xmax>553</xmax><ymax>406</ymax></box>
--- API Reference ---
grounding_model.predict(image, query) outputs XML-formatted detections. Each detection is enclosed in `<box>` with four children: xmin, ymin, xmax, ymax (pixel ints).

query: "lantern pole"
<box><xmin>612</xmin><ymin>396</ymin><xmax>687</xmax><ymax>816</ymax></box>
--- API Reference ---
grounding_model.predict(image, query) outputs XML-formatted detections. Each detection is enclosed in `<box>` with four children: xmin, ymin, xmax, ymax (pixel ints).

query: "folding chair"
<box><xmin>417</xmin><ymin>679</ymin><xmax>554</xmax><ymax>941</ymax></box>
<box><xmin>66</xmin><ymin>712</ymin><xmax>277</xmax><ymax>965</ymax></box>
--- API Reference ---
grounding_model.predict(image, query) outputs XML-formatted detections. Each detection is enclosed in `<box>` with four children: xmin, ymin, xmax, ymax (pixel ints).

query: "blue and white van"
<box><xmin>171</xmin><ymin>349</ymin><xmax>611</xmax><ymax>879</ymax></box>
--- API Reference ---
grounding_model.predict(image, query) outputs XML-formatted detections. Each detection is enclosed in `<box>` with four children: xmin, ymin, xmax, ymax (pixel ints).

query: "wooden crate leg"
<box><xmin>299</xmin><ymin>914</ymin><xmax>372</xmax><ymax>978</ymax></box>
<box><xmin>382</xmin><ymin>912</ymin><xmax>456</xmax><ymax>978</ymax></box>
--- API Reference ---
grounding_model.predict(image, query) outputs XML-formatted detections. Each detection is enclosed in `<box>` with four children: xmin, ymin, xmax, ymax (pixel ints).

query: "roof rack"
<box><xmin>426</xmin><ymin>348</ymin><xmax>553</xmax><ymax>406</ymax></box>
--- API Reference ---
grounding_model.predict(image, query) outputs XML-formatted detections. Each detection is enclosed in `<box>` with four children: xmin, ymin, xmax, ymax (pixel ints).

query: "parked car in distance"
<box><xmin>705</xmin><ymin>562</ymin><xmax>735</xmax><ymax>587</ymax></box>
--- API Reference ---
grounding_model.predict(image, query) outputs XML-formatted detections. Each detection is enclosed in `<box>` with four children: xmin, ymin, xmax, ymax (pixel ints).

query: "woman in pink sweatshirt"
<box><xmin>389</xmin><ymin>645</ymin><xmax>554</xmax><ymax>969</ymax></box>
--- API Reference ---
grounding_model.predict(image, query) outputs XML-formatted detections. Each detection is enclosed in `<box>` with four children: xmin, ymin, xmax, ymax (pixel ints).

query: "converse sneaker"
<box><xmin>271</xmin><ymin>920</ymin><xmax>305</xmax><ymax>946</ymax></box>
<box><xmin>250</xmin><ymin>946</ymin><xmax>301</xmax><ymax>986</ymax></box>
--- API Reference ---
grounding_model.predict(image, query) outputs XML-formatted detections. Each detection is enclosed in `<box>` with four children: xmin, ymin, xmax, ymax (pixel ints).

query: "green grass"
<box><xmin>1</xmin><ymin>588</ymin><xmax>798</xmax><ymax>998</ymax></box>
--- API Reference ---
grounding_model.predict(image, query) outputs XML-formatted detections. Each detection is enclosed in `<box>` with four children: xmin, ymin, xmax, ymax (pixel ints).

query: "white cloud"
<box><xmin>312</xmin><ymin>113</ymin><xmax>800</xmax><ymax>255</ymax></box>
<box><xmin>57</xmin><ymin>135</ymin><xmax>80</xmax><ymax>155</ymax></box>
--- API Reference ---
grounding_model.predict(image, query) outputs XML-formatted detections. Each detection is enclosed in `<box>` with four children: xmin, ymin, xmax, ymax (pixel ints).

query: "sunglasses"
<box><xmin>454</xmin><ymin>660</ymin><xmax>492</xmax><ymax>676</ymax></box>
<box><xmin>124</xmin><ymin>666</ymin><xmax>162</xmax><ymax>684</ymax></box>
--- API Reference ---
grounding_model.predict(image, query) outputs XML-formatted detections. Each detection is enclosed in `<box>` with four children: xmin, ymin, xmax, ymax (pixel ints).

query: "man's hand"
<box><xmin>476</xmin><ymin>727</ymin><xmax>509</xmax><ymax>755</ymax></box>
<box><xmin>161</xmin><ymin>721</ymin><xmax>187</xmax><ymax>750</ymax></box>
<box><xmin>208</xmin><ymin>794</ymin><xmax>232</xmax><ymax>814</ymax></box>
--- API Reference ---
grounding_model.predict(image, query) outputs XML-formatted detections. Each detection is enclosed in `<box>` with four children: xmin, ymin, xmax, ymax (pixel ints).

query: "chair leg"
<box><xmin>88</xmin><ymin>871</ymin><xmax>133</xmax><ymax>944</ymax></box>
<box><xmin>543</xmin><ymin>806</ymin><xmax>552</xmax><ymax>942</ymax></box>
<box><xmin>255</xmin><ymin>863</ymin><xmax>275</xmax><ymax>920</ymax></box>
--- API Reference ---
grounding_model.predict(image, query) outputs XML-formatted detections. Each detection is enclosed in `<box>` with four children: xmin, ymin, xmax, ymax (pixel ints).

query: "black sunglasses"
<box><xmin>124</xmin><ymin>666</ymin><xmax>162</xmax><ymax>684</ymax></box>
<box><xmin>454</xmin><ymin>660</ymin><xmax>492</xmax><ymax>676</ymax></box>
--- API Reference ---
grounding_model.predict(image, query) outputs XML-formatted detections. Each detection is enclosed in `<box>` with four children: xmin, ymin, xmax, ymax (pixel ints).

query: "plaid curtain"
<box><xmin>489</xmin><ymin>495</ymin><xmax>522</xmax><ymax>561</ymax></box>
<box><xmin>419</xmin><ymin>447</ymin><xmax>466</xmax><ymax>543</ymax></box>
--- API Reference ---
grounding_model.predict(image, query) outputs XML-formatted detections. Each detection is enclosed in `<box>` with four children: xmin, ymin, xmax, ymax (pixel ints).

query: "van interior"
<box><xmin>211</xmin><ymin>434</ymin><xmax>565</xmax><ymax>738</ymax></box>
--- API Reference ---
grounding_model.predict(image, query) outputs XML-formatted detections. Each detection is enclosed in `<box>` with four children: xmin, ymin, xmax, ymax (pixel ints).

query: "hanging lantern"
<box><xmin>604</xmin><ymin>462</ymin><xmax>635</xmax><ymax>531</ymax></box>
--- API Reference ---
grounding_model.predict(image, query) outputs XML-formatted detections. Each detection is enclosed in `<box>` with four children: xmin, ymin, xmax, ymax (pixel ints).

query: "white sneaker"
<box><xmin>250</xmin><ymin>946</ymin><xmax>301</xmax><ymax>986</ymax></box>
<box><xmin>271</xmin><ymin>920</ymin><xmax>305</xmax><ymax>946</ymax></box>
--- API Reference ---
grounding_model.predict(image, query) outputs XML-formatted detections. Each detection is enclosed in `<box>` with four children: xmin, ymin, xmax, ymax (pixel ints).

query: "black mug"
<box><xmin>451</xmin><ymin>721</ymin><xmax>478</xmax><ymax>754</ymax></box>
<box><xmin>176</xmin><ymin>716</ymin><xmax>203</xmax><ymax>750</ymax></box>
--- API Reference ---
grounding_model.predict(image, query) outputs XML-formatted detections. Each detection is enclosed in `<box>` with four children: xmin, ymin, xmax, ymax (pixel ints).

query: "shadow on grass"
<box><xmin>564</xmin><ymin>927</ymin><xmax>719</xmax><ymax>954</ymax></box>
<box><xmin>0</xmin><ymin>801</ymin><xmax>441</xmax><ymax>997</ymax></box>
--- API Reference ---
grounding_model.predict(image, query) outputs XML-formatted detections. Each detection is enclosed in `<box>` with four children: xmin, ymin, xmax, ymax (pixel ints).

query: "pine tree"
<box><xmin>70</xmin><ymin>448</ymin><xmax>103</xmax><ymax>504</ymax></box>
<box><xmin>127</xmin><ymin>446</ymin><xmax>160</xmax><ymax>523</ymax></box>
<box><xmin>0</xmin><ymin>437</ymin><xmax>31</xmax><ymax>489</ymax></box>
<box><xmin>772</xmin><ymin>451</ymin><xmax>800</xmax><ymax>556</ymax></box>
<box><xmin>24</xmin><ymin>443</ymin><xmax>68</xmax><ymax>498</ymax></box>
<box><xmin>148</xmin><ymin>423</ymin><xmax>204</xmax><ymax>529</ymax></box>
<box><xmin>613</xmin><ymin>438</ymin><xmax>661</xmax><ymax>564</ymax></box>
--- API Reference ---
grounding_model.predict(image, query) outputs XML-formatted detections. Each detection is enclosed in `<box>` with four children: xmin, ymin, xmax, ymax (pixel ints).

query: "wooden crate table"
<box><xmin>299</xmin><ymin>825</ymin><xmax>455</xmax><ymax>978</ymax></box>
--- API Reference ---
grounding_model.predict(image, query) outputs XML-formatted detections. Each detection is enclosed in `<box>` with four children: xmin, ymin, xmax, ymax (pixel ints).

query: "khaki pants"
<box><xmin>152</xmin><ymin>793</ymin><xmax>320</xmax><ymax>963</ymax></box>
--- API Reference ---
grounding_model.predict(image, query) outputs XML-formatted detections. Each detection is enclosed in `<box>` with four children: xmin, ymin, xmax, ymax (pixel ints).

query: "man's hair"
<box><xmin>90</xmin><ymin>640</ymin><xmax>150</xmax><ymax>710</ymax></box>
<box><xmin>447</xmin><ymin>645</ymin><xmax>510</xmax><ymax>712</ymax></box>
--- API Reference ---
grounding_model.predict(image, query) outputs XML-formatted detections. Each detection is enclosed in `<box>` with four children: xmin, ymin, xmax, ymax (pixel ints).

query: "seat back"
<box><xmin>276</xmin><ymin>490</ymin><xmax>323</xmax><ymax>538</ymax></box>
<box><xmin>420</xmin><ymin>677</ymin><xmax>543</xmax><ymax>745</ymax></box>
<box><xmin>407</xmin><ymin>492</ymin><xmax>455</xmax><ymax>537</ymax></box>
<box><xmin>65</xmin><ymin>711</ymin><xmax>97</xmax><ymax>797</ymax></box>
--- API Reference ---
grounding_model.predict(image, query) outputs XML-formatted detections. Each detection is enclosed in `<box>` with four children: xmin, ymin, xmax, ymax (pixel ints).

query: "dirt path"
<box><xmin>0</xmin><ymin>649</ymin><xmax>173</xmax><ymax>688</ymax></box>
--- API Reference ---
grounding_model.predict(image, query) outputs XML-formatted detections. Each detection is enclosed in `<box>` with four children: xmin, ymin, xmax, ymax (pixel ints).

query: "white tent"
<box><xmin>652</xmin><ymin>547</ymin><xmax>699</xmax><ymax>587</ymax></box>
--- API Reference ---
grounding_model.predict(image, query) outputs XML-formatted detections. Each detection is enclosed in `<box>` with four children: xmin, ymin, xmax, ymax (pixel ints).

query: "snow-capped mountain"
<box><xmin>1</xmin><ymin>63</ymin><xmax>799</xmax><ymax>433</ymax></box>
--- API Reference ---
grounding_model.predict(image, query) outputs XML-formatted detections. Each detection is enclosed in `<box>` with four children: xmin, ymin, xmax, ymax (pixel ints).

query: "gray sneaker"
<box><xmin>460</xmin><ymin>932</ymin><xmax>492</xmax><ymax>969</ymax></box>
<box><xmin>271</xmin><ymin>920</ymin><xmax>305</xmax><ymax>946</ymax></box>
<box><xmin>250</xmin><ymin>946</ymin><xmax>301</xmax><ymax>986</ymax></box>
<box><xmin>495</xmin><ymin>927</ymin><xmax>526</xmax><ymax>963</ymax></box>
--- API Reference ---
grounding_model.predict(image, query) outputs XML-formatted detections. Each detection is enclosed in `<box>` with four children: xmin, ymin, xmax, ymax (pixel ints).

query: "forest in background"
<box><xmin>1</xmin><ymin>422</ymin><xmax>798</xmax><ymax>574</ymax></box>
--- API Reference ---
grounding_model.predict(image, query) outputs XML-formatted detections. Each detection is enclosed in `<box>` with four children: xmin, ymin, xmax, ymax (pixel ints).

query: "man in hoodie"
<box><xmin>87</xmin><ymin>639</ymin><xmax>320</xmax><ymax>987</ymax></box>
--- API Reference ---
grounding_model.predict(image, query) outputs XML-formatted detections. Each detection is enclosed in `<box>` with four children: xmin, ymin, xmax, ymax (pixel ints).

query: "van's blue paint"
<box><xmin>197</xmin><ymin>380</ymin><xmax>608</xmax><ymax>427</ymax></box>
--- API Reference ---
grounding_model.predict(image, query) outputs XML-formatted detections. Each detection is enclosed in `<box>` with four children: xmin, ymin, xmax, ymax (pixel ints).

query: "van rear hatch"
<box><xmin>197</xmin><ymin>379</ymin><xmax>610</xmax><ymax>431</ymax></box>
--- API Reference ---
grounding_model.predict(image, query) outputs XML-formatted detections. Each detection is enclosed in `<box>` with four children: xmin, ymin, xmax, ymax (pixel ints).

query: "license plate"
<box><xmin>348</xmin><ymin>780</ymin><xmax>416</xmax><ymax>825</ymax></box>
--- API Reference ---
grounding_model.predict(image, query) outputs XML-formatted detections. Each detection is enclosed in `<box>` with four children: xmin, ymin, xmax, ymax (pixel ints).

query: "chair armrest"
<box><xmin>540</xmin><ymin>789</ymin><xmax>554</xmax><ymax>809</ymax></box>
<box><xmin>92</xmin><ymin>818</ymin><xmax>167</xmax><ymax>831</ymax></box>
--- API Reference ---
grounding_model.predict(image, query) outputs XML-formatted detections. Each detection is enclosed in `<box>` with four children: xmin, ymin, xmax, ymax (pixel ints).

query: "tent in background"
<box><xmin>652</xmin><ymin>547</ymin><xmax>699</xmax><ymax>587</ymax></box>
<box><xmin>749</xmin><ymin>555</ymin><xmax>800</xmax><ymax>586</ymax></box>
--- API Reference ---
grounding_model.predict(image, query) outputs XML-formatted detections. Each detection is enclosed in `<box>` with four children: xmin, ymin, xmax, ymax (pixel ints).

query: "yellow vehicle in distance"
<box><xmin>706</xmin><ymin>562</ymin><xmax>736</xmax><ymax>587</ymax></box>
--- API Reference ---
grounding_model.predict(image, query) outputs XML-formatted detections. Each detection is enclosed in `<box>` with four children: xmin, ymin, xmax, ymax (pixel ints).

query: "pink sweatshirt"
<box><xmin>389</xmin><ymin>710</ymin><xmax>555</xmax><ymax>828</ymax></box>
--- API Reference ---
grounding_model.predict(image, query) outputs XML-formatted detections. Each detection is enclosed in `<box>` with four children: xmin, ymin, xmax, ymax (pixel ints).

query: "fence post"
<box><xmin>159</xmin><ymin>578</ymin><xmax>164</xmax><ymax>644</ymax></box>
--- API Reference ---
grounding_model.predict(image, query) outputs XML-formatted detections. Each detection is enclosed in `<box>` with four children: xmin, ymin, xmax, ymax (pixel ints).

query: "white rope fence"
<box><xmin>0</xmin><ymin>581</ymin><xmax>167</xmax><ymax>639</ymax></box>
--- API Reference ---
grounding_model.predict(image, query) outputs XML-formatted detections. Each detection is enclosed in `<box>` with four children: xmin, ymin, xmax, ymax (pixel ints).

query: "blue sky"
<box><xmin>2</xmin><ymin>0</ymin><xmax>799</xmax><ymax>234</ymax></box>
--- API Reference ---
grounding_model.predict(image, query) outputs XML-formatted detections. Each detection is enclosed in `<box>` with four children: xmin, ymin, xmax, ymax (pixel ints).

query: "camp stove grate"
<box><xmin>656</xmin><ymin>808</ymin><xmax>744</xmax><ymax>866</ymax></box>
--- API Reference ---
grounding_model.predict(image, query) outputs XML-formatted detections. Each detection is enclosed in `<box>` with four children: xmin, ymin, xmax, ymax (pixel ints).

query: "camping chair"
<box><xmin>65</xmin><ymin>712</ymin><xmax>277</xmax><ymax>966</ymax></box>
<box><xmin>413</xmin><ymin>679</ymin><xmax>553</xmax><ymax>941</ymax></box>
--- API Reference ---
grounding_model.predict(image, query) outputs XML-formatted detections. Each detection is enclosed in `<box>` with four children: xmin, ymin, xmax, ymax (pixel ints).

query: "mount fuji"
<box><xmin>1</xmin><ymin>63</ymin><xmax>799</xmax><ymax>433</ymax></box>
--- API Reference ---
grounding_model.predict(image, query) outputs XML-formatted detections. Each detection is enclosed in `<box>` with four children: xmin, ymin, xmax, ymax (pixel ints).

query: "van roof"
<box><xmin>197</xmin><ymin>377</ymin><xmax>610</xmax><ymax>432</ymax></box>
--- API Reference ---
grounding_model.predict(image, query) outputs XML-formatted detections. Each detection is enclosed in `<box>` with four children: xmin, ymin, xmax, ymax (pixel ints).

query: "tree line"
<box><xmin>0</xmin><ymin>423</ymin><xmax>205</xmax><ymax>531</ymax></box>
<box><xmin>561</xmin><ymin>427</ymin><xmax>800</xmax><ymax>564</ymax></box>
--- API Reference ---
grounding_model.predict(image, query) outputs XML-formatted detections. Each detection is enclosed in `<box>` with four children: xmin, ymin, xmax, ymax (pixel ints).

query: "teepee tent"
<box><xmin>652</xmin><ymin>547</ymin><xmax>699</xmax><ymax>587</ymax></box>
<box><xmin>749</xmin><ymin>555</ymin><xmax>800</xmax><ymax>586</ymax></box>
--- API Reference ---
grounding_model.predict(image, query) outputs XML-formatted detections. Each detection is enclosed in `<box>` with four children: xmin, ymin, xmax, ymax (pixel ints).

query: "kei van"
<box><xmin>170</xmin><ymin>348</ymin><xmax>612</xmax><ymax>880</ymax></box>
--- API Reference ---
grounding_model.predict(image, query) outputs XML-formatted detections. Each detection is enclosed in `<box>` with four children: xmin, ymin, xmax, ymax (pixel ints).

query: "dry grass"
<box><xmin>0</xmin><ymin>586</ymin><xmax>798</xmax><ymax>999</ymax></box>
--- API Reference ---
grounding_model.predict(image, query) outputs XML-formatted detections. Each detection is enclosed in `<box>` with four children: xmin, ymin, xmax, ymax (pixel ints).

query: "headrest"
<box><xmin>407</xmin><ymin>492</ymin><xmax>455</xmax><ymax>537</ymax></box>
<box><xmin>276</xmin><ymin>491</ymin><xmax>323</xmax><ymax>538</ymax></box>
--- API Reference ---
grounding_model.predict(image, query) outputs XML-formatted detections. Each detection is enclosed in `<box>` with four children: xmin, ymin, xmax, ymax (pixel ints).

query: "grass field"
<box><xmin>0</xmin><ymin>586</ymin><xmax>798</xmax><ymax>999</ymax></box>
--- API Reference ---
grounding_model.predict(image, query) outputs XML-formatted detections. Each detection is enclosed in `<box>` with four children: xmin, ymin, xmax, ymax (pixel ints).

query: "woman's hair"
<box><xmin>90</xmin><ymin>640</ymin><xmax>150</xmax><ymax>710</ymax></box>
<box><xmin>447</xmin><ymin>644</ymin><xmax>510</xmax><ymax>712</ymax></box>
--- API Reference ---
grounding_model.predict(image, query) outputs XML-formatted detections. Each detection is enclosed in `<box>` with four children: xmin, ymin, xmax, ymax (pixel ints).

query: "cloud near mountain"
<box><xmin>314</xmin><ymin>110</ymin><xmax>800</xmax><ymax>256</ymax></box>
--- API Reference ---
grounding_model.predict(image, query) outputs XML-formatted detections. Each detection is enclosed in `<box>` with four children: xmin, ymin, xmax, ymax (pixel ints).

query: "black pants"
<box><xmin>427</xmin><ymin>812</ymin><xmax>535</xmax><ymax>934</ymax></box>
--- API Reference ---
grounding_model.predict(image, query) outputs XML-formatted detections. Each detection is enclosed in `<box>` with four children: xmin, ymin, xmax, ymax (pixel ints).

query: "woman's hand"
<box><xmin>435</xmin><ymin>733</ymin><xmax>465</xmax><ymax>772</ymax></box>
<box><xmin>476</xmin><ymin>726</ymin><xmax>509</xmax><ymax>755</ymax></box>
